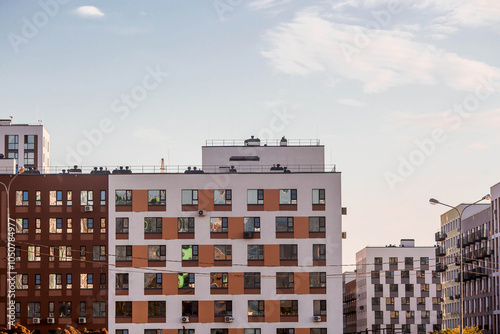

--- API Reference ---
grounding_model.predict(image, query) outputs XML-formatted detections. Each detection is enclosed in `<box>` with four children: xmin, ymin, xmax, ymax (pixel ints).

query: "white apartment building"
<box><xmin>356</xmin><ymin>239</ymin><xmax>442</xmax><ymax>334</ymax></box>
<box><xmin>107</xmin><ymin>138</ymin><xmax>343</xmax><ymax>334</ymax></box>
<box><xmin>0</xmin><ymin>119</ymin><xmax>50</xmax><ymax>172</ymax></box>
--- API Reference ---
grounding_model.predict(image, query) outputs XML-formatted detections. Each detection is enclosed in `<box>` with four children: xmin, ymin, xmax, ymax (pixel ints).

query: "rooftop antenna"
<box><xmin>160</xmin><ymin>158</ymin><xmax>166</xmax><ymax>173</ymax></box>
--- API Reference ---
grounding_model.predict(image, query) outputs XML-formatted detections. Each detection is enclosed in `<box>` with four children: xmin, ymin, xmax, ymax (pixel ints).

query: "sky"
<box><xmin>1</xmin><ymin>0</ymin><xmax>500</xmax><ymax>268</ymax></box>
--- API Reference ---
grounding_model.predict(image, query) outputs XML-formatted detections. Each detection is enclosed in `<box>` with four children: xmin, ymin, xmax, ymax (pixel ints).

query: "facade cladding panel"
<box><xmin>0</xmin><ymin>174</ymin><xmax>108</xmax><ymax>333</ymax></box>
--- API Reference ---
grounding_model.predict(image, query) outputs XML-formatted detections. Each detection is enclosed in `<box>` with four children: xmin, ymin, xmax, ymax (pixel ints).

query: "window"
<box><xmin>81</xmin><ymin>301</ymin><xmax>86</xmax><ymax>317</ymax></box>
<box><xmin>49</xmin><ymin>246</ymin><xmax>55</xmax><ymax>262</ymax></box>
<box><xmin>93</xmin><ymin>302</ymin><xmax>106</xmax><ymax>318</ymax></box>
<box><xmin>49</xmin><ymin>218</ymin><xmax>62</xmax><ymax>233</ymax></box>
<box><xmin>210</xmin><ymin>273</ymin><xmax>228</xmax><ymax>289</ymax></box>
<box><xmin>244</xmin><ymin>272</ymin><xmax>261</xmax><ymax>289</ymax></box>
<box><xmin>145</xmin><ymin>274</ymin><xmax>163</xmax><ymax>289</ymax></box>
<box><xmin>116</xmin><ymin>190</ymin><xmax>132</xmax><ymax>206</ymax></box>
<box><xmin>15</xmin><ymin>274</ymin><xmax>28</xmax><ymax>289</ymax></box>
<box><xmin>15</xmin><ymin>218</ymin><xmax>28</xmax><ymax>234</ymax></box>
<box><xmin>24</xmin><ymin>135</ymin><xmax>35</xmax><ymax>150</ymax></box>
<box><xmin>280</xmin><ymin>300</ymin><xmax>298</xmax><ymax>316</ymax></box>
<box><xmin>145</xmin><ymin>330</ymin><xmax>162</xmax><ymax>334</ymax></box>
<box><xmin>405</xmin><ymin>257</ymin><xmax>413</xmax><ymax>265</ymax></box>
<box><xmin>117</xmin><ymin>330</ymin><xmax>129</xmax><ymax>334</ymax></box>
<box><xmin>421</xmin><ymin>284</ymin><xmax>429</xmax><ymax>292</ymax></box>
<box><xmin>67</xmin><ymin>218</ymin><xmax>72</xmax><ymax>234</ymax></box>
<box><xmin>80</xmin><ymin>246</ymin><xmax>86</xmax><ymax>261</ymax></box>
<box><xmin>178</xmin><ymin>273</ymin><xmax>195</xmax><ymax>289</ymax></box>
<box><xmin>16</xmin><ymin>190</ymin><xmax>28</xmax><ymax>206</ymax></box>
<box><xmin>80</xmin><ymin>190</ymin><xmax>93</xmax><ymax>206</ymax></box>
<box><xmin>248</xmin><ymin>300</ymin><xmax>264</xmax><ymax>316</ymax></box>
<box><xmin>375</xmin><ymin>311</ymin><xmax>383</xmax><ymax>319</ymax></box>
<box><xmin>148</xmin><ymin>190</ymin><xmax>166</xmax><ymax>206</ymax></box>
<box><xmin>148</xmin><ymin>245</ymin><xmax>166</xmax><ymax>261</ymax></box>
<box><xmin>276</xmin><ymin>272</ymin><xmax>294</xmax><ymax>288</ymax></box>
<box><xmin>67</xmin><ymin>274</ymin><xmax>72</xmax><ymax>289</ymax></box>
<box><xmin>391</xmin><ymin>311</ymin><xmax>399</xmax><ymax>319</ymax></box>
<box><xmin>35</xmin><ymin>274</ymin><xmax>41</xmax><ymax>290</ymax></box>
<box><xmin>49</xmin><ymin>191</ymin><xmax>63</xmax><ymax>206</ymax></box>
<box><xmin>406</xmin><ymin>310</ymin><xmax>414</xmax><ymax>318</ymax></box>
<box><xmin>371</xmin><ymin>271</ymin><xmax>380</xmax><ymax>279</ymax></box>
<box><xmin>313</xmin><ymin>244</ymin><xmax>326</xmax><ymax>260</ymax></box>
<box><xmin>214</xmin><ymin>189</ymin><xmax>232</xmax><ymax>205</ymax></box>
<box><xmin>386</xmin><ymin>297</ymin><xmax>395</xmax><ymax>305</ymax></box>
<box><xmin>211</xmin><ymin>217</ymin><xmax>228</xmax><ymax>233</ymax></box>
<box><xmin>277</xmin><ymin>330</ymin><xmax>294</xmax><ymax>334</ymax></box>
<box><xmin>418</xmin><ymin>325</ymin><xmax>426</xmax><ymax>334</ymax></box>
<box><xmin>310</xmin><ymin>272</ymin><xmax>326</xmax><ymax>288</ymax></box>
<box><xmin>432</xmin><ymin>297</ymin><xmax>440</xmax><ymax>305</ymax></box>
<box><xmin>244</xmin><ymin>217</ymin><xmax>261</xmax><ymax>232</ymax></box>
<box><xmin>313</xmin><ymin>300</ymin><xmax>327</xmax><ymax>316</ymax></box>
<box><xmin>15</xmin><ymin>302</ymin><xmax>20</xmax><ymax>318</ymax></box>
<box><xmin>279</xmin><ymin>189</ymin><xmax>297</xmax><ymax>205</ymax></box>
<box><xmin>280</xmin><ymin>244</ymin><xmax>298</xmax><ymax>260</ymax></box>
<box><xmin>100</xmin><ymin>190</ymin><xmax>106</xmax><ymax>205</ymax></box>
<box><xmin>182</xmin><ymin>245</ymin><xmax>198</xmax><ymax>261</ymax></box>
<box><xmin>48</xmin><ymin>301</ymin><xmax>55</xmax><ymax>317</ymax></box>
<box><xmin>59</xmin><ymin>246</ymin><xmax>72</xmax><ymax>262</ymax></box>
<box><xmin>181</xmin><ymin>189</ymin><xmax>198</xmax><ymax>205</ymax></box>
<box><xmin>309</xmin><ymin>217</ymin><xmax>326</xmax><ymax>232</ymax></box>
<box><xmin>27</xmin><ymin>302</ymin><xmax>41</xmax><ymax>318</ymax></box>
<box><xmin>93</xmin><ymin>246</ymin><xmax>106</xmax><ymax>261</ymax></box>
<box><xmin>389</xmin><ymin>284</ymin><xmax>398</xmax><ymax>292</ymax></box>
<box><xmin>116</xmin><ymin>301</ymin><xmax>132</xmax><ymax>317</ymax></box>
<box><xmin>386</xmin><ymin>271</ymin><xmax>394</xmax><ymax>279</ymax></box>
<box><xmin>80</xmin><ymin>218</ymin><xmax>94</xmax><ymax>233</ymax></box>
<box><xmin>179</xmin><ymin>330</ymin><xmax>195</xmax><ymax>334</ymax></box>
<box><xmin>59</xmin><ymin>302</ymin><xmax>72</xmax><ymax>318</ymax></box>
<box><xmin>401</xmin><ymin>297</ymin><xmax>410</xmax><ymax>305</ymax></box>
<box><xmin>100</xmin><ymin>218</ymin><xmax>106</xmax><ymax>233</ymax></box>
<box><xmin>214</xmin><ymin>245</ymin><xmax>232</xmax><ymax>261</ymax></box>
<box><xmin>312</xmin><ymin>189</ymin><xmax>325</xmax><ymax>204</ymax></box>
<box><xmin>417</xmin><ymin>297</ymin><xmax>425</xmax><ymax>305</ymax></box>
<box><xmin>401</xmin><ymin>270</ymin><xmax>409</xmax><ymax>278</ymax></box>
<box><xmin>67</xmin><ymin>190</ymin><xmax>73</xmax><ymax>206</ymax></box>
<box><xmin>116</xmin><ymin>274</ymin><xmax>129</xmax><ymax>290</ymax></box>
<box><xmin>148</xmin><ymin>301</ymin><xmax>166</xmax><ymax>317</ymax></box>
<box><xmin>211</xmin><ymin>330</ymin><xmax>228</xmax><ymax>334</ymax></box>
<box><xmin>80</xmin><ymin>274</ymin><xmax>94</xmax><ymax>289</ymax></box>
<box><xmin>182</xmin><ymin>301</ymin><xmax>198</xmax><ymax>316</ymax></box>
<box><xmin>416</xmin><ymin>270</ymin><xmax>425</xmax><ymax>278</ymax></box>
<box><xmin>389</xmin><ymin>257</ymin><xmax>398</xmax><ymax>265</ymax></box>
<box><xmin>28</xmin><ymin>246</ymin><xmax>41</xmax><ymax>262</ymax></box>
<box><xmin>248</xmin><ymin>189</ymin><xmax>264</xmax><ymax>204</ymax></box>
<box><xmin>214</xmin><ymin>300</ymin><xmax>232</xmax><ymax>317</ymax></box>
<box><xmin>15</xmin><ymin>246</ymin><xmax>21</xmax><ymax>262</ymax></box>
<box><xmin>145</xmin><ymin>217</ymin><xmax>162</xmax><ymax>233</ymax></box>
<box><xmin>23</xmin><ymin>151</ymin><xmax>34</xmax><ymax>166</ymax></box>
<box><xmin>116</xmin><ymin>218</ymin><xmax>129</xmax><ymax>234</ymax></box>
<box><xmin>374</xmin><ymin>257</ymin><xmax>382</xmax><ymax>264</ymax></box>
<box><xmin>245</xmin><ymin>330</ymin><xmax>261</xmax><ymax>334</ymax></box>
<box><xmin>178</xmin><ymin>217</ymin><xmax>195</xmax><ymax>233</ymax></box>
<box><xmin>372</xmin><ymin>297</ymin><xmax>380</xmax><ymax>306</ymax></box>
<box><xmin>8</xmin><ymin>135</ymin><xmax>19</xmax><ymax>150</ymax></box>
<box><xmin>374</xmin><ymin>284</ymin><xmax>383</xmax><ymax>292</ymax></box>
<box><xmin>276</xmin><ymin>217</ymin><xmax>294</xmax><ymax>232</ymax></box>
<box><xmin>116</xmin><ymin>246</ymin><xmax>132</xmax><ymax>261</ymax></box>
<box><xmin>247</xmin><ymin>245</ymin><xmax>264</xmax><ymax>260</ymax></box>
<box><xmin>420</xmin><ymin>257</ymin><xmax>429</xmax><ymax>265</ymax></box>
<box><xmin>405</xmin><ymin>284</ymin><xmax>413</xmax><ymax>292</ymax></box>
<box><xmin>35</xmin><ymin>191</ymin><xmax>41</xmax><ymax>206</ymax></box>
<box><xmin>421</xmin><ymin>311</ymin><xmax>430</xmax><ymax>319</ymax></box>
<box><xmin>310</xmin><ymin>329</ymin><xmax>327</xmax><ymax>334</ymax></box>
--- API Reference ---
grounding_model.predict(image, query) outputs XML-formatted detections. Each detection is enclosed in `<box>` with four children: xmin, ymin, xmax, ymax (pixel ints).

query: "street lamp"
<box><xmin>1</xmin><ymin>168</ymin><xmax>24</xmax><ymax>330</ymax></box>
<box><xmin>429</xmin><ymin>194</ymin><xmax>491</xmax><ymax>334</ymax></box>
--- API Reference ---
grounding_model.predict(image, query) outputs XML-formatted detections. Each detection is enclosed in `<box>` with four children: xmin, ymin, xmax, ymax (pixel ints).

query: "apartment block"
<box><xmin>0</xmin><ymin>173</ymin><xmax>108</xmax><ymax>333</ymax></box>
<box><xmin>0</xmin><ymin>119</ymin><xmax>50</xmax><ymax>172</ymax></box>
<box><xmin>355</xmin><ymin>239</ymin><xmax>442</xmax><ymax>334</ymax></box>
<box><xmin>489</xmin><ymin>183</ymin><xmax>500</xmax><ymax>332</ymax></box>
<box><xmin>343</xmin><ymin>272</ymin><xmax>356</xmax><ymax>334</ymax></box>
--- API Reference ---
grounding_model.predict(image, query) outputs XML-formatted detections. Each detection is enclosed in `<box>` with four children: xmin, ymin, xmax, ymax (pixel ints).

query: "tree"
<box><xmin>429</xmin><ymin>326</ymin><xmax>483</xmax><ymax>334</ymax></box>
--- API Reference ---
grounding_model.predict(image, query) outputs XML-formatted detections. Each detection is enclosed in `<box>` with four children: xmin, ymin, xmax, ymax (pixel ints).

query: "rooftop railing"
<box><xmin>205</xmin><ymin>139</ymin><xmax>321</xmax><ymax>146</ymax></box>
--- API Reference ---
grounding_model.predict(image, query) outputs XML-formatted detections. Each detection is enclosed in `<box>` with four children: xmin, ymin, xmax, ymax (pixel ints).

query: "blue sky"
<box><xmin>1</xmin><ymin>0</ymin><xmax>500</xmax><ymax>266</ymax></box>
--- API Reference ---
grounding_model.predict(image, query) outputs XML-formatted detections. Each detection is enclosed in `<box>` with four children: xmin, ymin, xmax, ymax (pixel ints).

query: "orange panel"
<box><xmin>228</xmin><ymin>272</ymin><xmax>244</xmax><ymax>295</ymax></box>
<box><xmin>294</xmin><ymin>217</ymin><xmax>309</xmax><ymax>239</ymax></box>
<box><xmin>229</xmin><ymin>329</ymin><xmax>245</xmax><ymax>334</ymax></box>
<box><xmin>162</xmin><ymin>273</ymin><xmax>178</xmax><ymax>295</ymax></box>
<box><xmin>163</xmin><ymin>330</ymin><xmax>178</xmax><ymax>334</ymax></box>
<box><xmin>198</xmin><ymin>301</ymin><xmax>215</xmax><ymax>323</ymax></box>
<box><xmin>132</xmin><ymin>190</ymin><xmax>148</xmax><ymax>212</ymax></box>
<box><xmin>132</xmin><ymin>245</ymin><xmax>149</xmax><ymax>268</ymax></box>
<box><xmin>265</xmin><ymin>300</ymin><xmax>280</xmax><ymax>322</ymax></box>
<box><xmin>294</xmin><ymin>272</ymin><xmax>310</xmax><ymax>294</ymax></box>
<box><xmin>228</xmin><ymin>217</ymin><xmax>244</xmax><ymax>239</ymax></box>
<box><xmin>132</xmin><ymin>301</ymin><xmax>148</xmax><ymax>323</ymax></box>
<box><xmin>162</xmin><ymin>217</ymin><xmax>178</xmax><ymax>240</ymax></box>
<box><xmin>199</xmin><ymin>245</ymin><xmax>214</xmax><ymax>267</ymax></box>
<box><xmin>264</xmin><ymin>245</ymin><xmax>280</xmax><ymax>266</ymax></box>
<box><xmin>264</xmin><ymin>189</ymin><xmax>280</xmax><ymax>211</ymax></box>
<box><xmin>295</xmin><ymin>329</ymin><xmax>309</xmax><ymax>334</ymax></box>
<box><xmin>198</xmin><ymin>189</ymin><xmax>214</xmax><ymax>211</ymax></box>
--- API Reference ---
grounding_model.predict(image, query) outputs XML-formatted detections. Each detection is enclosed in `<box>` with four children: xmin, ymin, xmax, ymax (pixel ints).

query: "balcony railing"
<box><xmin>435</xmin><ymin>231</ymin><xmax>447</xmax><ymax>242</ymax></box>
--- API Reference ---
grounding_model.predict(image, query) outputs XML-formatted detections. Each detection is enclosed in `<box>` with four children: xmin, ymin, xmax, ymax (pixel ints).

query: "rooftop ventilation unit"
<box><xmin>244</xmin><ymin>136</ymin><xmax>260</xmax><ymax>146</ymax></box>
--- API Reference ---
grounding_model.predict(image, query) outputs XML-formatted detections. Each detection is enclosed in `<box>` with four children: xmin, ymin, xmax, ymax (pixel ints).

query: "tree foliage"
<box><xmin>0</xmin><ymin>324</ymin><xmax>108</xmax><ymax>334</ymax></box>
<box><xmin>429</xmin><ymin>326</ymin><xmax>483</xmax><ymax>334</ymax></box>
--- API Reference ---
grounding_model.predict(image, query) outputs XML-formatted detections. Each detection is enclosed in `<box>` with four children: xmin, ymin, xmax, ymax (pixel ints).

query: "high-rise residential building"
<box><xmin>489</xmin><ymin>182</ymin><xmax>500</xmax><ymax>332</ymax></box>
<box><xmin>434</xmin><ymin>203</ymin><xmax>491</xmax><ymax>332</ymax></box>
<box><xmin>355</xmin><ymin>239</ymin><xmax>442</xmax><ymax>334</ymax></box>
<box><xmin>0</xmin><ymin>119</ymin><xmax>50</xmax><ymax>172</ymax></box>
<box><xmin>343</xmin><ymin>271</ymin><xmax>357</xmax><ymax>334</ymax></box>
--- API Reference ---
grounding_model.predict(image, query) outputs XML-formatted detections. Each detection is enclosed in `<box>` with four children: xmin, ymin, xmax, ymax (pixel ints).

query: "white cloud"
<box><xmin>337</xmin><ymin>98</ymin><xmax>366</xmax><ymax>107</ymax></box>
<box><xmin>261</xmin><ymin>9</ymin><xmax>500</xmax><ymax>93</ymax></box>
<box><xmin>248</xmin><ymin>0</ymin><xmax>291</xmax><ymax>10</ymax></box>
<box><xmin>74</xmin><ymin>6</ymin><xmax>105</xmax><ymax>18</ymax></box>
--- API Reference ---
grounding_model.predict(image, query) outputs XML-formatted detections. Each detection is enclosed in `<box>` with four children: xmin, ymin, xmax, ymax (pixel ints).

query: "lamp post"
<box><xmin>429</xmin><ymin>194</ymin><xmax>491</xmax><ymax>334</ymax></box>
<box><xmin>1</xmin><ymin>169</ymin><xmax>24</xmax><ymax>330</ymax></box>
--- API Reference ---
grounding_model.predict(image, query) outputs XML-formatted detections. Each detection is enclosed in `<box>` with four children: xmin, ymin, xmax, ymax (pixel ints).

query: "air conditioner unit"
<box><xmin>47</xmin><ymin>317</ymin><xmax>55</xmax><ymax>324</ymax></box>
<box><xmin>198</xmin><ymin>209</ymin><xmax>206</xmax><ymax>216</ymax></box>
<box><xmin>224</xmin><ymin>316</ymin><xmax>234</xmax><ymax>323</ymax></box>
<box><xmin>243</xmin><ymin>231</ymin><xmax>254</xmax><ymax>239</ymax></box>
<box><xmin>33</xmin><ymin>318</ymin><xmax>41</xmax><ymax>324</ymax></box>
<box><xmin>181</xmin><ymin>316</ymin><xmax>190</xmax><ymax>323</ymax></box>
<box><xmin>78</xmin><ymin>317</ymin><xmax>87</xmax><ymax>324</ymax></box>
<box><xmin>313</xmin><ymin>316</ymin><xmax>322</xmax><ymax>322</ymax></box>
<box><xmin>85</xmin><ymin>205</ymin><xmax>93</xmax><ymax>212</ymax></box>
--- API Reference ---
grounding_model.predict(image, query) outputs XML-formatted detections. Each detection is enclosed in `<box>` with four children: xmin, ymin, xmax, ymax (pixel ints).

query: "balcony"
<box><xmin>435</xmin><ymin>231</ymin><xmax>447</xmax><ymax>242</ymax></box>
<box><xmin>436</xmin><ymin>263</ymin><xmax>448</xmax><ymax>272</ymax></box>
<box><xmin>435</xmin><ymin>247</ymin><xmax>446</xmax><ymax>257</ymax></box>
